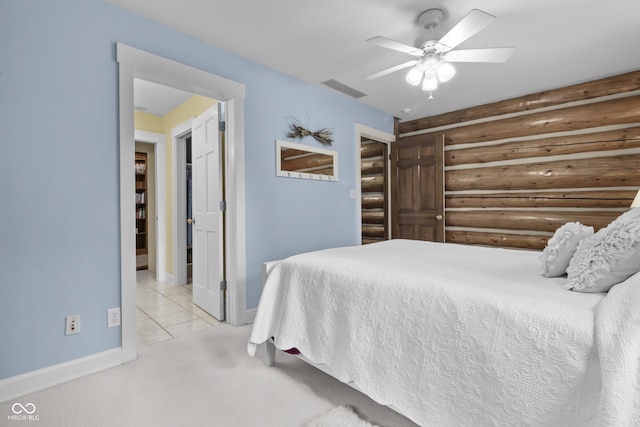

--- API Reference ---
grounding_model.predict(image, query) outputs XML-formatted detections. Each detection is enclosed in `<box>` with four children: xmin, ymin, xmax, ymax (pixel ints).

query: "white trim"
<box><xmin>118</xmin><ymin>60</ymin><xmax>137</xmax><ymax>363</ymax></box>
<box><xmin>117</xmin><ymin>43</ymin><xmax>248</xmax><ymax>365</ymax></box>
<box><xmin>172</xmin><ymin>121</ymin><xmax>193</xmax><ymax>287</ymax></box>
<box><xmin>224</xmin><ymin>96</ymin><xmax>247</xmax><ymax>326</ymax></box>
<box><xmin>354</xmin><ymin>124</ymin><xmax>395</xmax><ymax>243</ymax></box>
<box><xmin>0</xmin><ymin>348</ymin><xmax>122</xmax><ymax>403</ymax></box>
<box><xmin>244</xmin><ymin>308</ymin><xmax>257</xmax><ymax>324</ymax></box>
<box><xmin>171</xmin><ymin>120</ymin><xmax>193</xmax><ymax>138</ymax></box>
<box><xmin>134</xmin><ymin>130</ymin><xmax>166</xmax><ymax>282</ymax></box>
<box><xmin>117</xmin><ymin>44</ymin><xmax>245</xmax><ymax>100</ymax></box>
<box><xmin>355</xmin><ymin>124</ymin><xmax>396</xmax><ymax>144</ymax></box>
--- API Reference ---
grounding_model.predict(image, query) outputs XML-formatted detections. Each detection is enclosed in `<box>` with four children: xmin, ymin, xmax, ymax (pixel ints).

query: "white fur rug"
<box><xmin>306</xmin><ymin>406</ymin><xmax>379</xmax><ymax>427</ymax></box>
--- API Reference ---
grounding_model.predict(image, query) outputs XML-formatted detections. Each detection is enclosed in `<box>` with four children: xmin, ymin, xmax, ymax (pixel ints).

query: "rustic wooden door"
<box><xmin>391</xmin><ymin>133</ymin><xmax>445</xmax><ymax>242</ymax></box>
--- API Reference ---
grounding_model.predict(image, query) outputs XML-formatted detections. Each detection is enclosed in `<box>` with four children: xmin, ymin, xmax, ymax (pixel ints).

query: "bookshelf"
<box><xmin>135</xmin><ymin>152</ymin><xmax>148</xmax><ymax>269</ymax></box>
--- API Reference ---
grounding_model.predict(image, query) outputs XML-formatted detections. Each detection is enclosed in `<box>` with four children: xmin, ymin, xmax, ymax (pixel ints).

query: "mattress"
<box><xmin>249</xmin><ymin>239</ymin><xmax>640</xmax><ymax>426</ymax></box>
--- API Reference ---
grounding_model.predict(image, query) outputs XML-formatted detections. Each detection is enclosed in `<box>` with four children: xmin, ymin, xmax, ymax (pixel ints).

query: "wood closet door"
<box><xmin>391</xmin><ymin>133</ymin><xmax>444</xmax><ymax>242</ymax></box>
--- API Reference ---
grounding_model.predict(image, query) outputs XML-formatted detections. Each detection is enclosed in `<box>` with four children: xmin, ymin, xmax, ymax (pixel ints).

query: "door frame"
<box><xmin>134</xmin><ymin>130</ymin><xmax>166</xmax><ymax>283</ymax></box>
<box><xmin>172</xmin><ymin>121</ymin><xmax>192</xmax><ymax>286</ymax></box>
<box><xmin>355</xmin><ymin>124</ymin><xmax>395</xmax><ymax>244</ymax></box>
<box><xmin>117</xmin><ymin>43</ymin><xmax>247</xmax><ymax>363</ymax></box>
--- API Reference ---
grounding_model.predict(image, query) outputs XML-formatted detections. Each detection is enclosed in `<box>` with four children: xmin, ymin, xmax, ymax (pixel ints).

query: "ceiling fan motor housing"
<box><xmin>418</xmin><ymin>9</ymin><xmax>444</xmax><ymax>30</ymax></box>
<box><xmin>415</xmin><ymin>9</ymin><xmax>446</xmax><ymax>52</ymax></box>
<box><xmin>414</xmin><ymin>36</ymin><xmax>441</xmax><ymax>53</ymax></box>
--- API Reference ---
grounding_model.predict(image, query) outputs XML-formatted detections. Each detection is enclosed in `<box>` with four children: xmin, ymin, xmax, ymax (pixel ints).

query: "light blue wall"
<box><xmin>244</xmin><ymin>77</ymin><xmax>394</xmax><ymax>308</ymax></box>
<box><xmin>0</xmin><ymin>0</ymin><xmax>393</xmax><ymax>380</ymax></box>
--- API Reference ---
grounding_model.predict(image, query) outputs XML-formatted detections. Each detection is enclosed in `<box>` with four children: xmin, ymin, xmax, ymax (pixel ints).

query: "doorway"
<box><xmin>117</xmin><ymin>43</ymin><xmax>248</xmax><ymax>363</ymax></box>
<box><xmin>186</xmin><ymin>135</ymin><xmax>193</xmax><ymax>284</ymax></box>
<box><xmin>174</xmin><ymin>131</ymin><xmax>193</xmax><ymax>287</ymax></box>
<box><xmin>355</xmin><ymin>124</ymin><xmax>396</xmax><ymax>244</ymax></box>
<box><xmin>134</xmin><ymin>144</ymin><xmax>156</xmax><ymax>272</ymax></box>
<box><xmin>133</xmin><ymin>130</ymin><xmax>167</xmax><ymax>283</ymax></box>
<box><xmin>135</xmin><ymin>99</ymin><xmax>224</xmax><ymax>324</ymax></box>
<box><xmin>360</xmin><ymin>138</ymin><xmax>388</xmax><ymax>244</ymax></box>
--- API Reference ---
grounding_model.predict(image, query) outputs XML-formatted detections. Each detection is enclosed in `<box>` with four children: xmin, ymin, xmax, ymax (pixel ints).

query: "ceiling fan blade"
<box><xmin>365</xmin><ymin>60</ymin><xmax>419</xmax><ymax>80</ymax></box>
<box><xmin>444</xmin><ymin>47</ymin><xmax>514</xmax><ymax>63</ymax></box>
<box><xmin>436</xmin><ymin>9</ymin><xmax>495</xmax><ymax>52</ymax></box>
<box><xmin>366</xmin><ymin>36</ymin><xmax>424</xmax><ymax>56</ymax></box>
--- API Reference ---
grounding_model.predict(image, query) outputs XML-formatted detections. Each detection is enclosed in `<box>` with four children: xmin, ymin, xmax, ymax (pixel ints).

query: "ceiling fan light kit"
<box><xmin>406</xmin><ymin>51</ymin><xmax>458</xmax><ymax>98</ymax></box>
<box><xmin>437</xmin><ymin>61</ymin><xmax>456</xmax><ymax>82</ymax></box>
<box><xmin>405</xmin><ymin>65</ymin><xmax>424</xmax><ymax>86</ymax></box>
<box><xmin>366</xmin><ymin>8</ymin><xmax>515</xmax><ymax>100</ymax></box>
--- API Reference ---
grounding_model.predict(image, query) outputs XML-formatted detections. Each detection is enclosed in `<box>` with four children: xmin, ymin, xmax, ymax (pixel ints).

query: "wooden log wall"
<box><xmin>361</xmin><ymin>139</ymin><xmax>388</xmax><ymax>244</ymax></box>
<box><xmin>397</xmin><ymin>70</ymin><xmax>640</xmax><ymax>250</ymax></box>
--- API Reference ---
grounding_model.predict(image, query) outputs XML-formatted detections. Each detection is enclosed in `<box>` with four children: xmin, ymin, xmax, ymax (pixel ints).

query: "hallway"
<box><xmin>136</xmin><ymin>270</ymin><xmax>220</xmax><ymax>346</ymax></box>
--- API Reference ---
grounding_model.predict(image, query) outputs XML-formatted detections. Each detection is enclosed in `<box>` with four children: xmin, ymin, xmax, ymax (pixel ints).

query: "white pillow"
<box><xmin>540</xmin><ymin>222</ymin><xmax>594</xmax><ymax>277</ymax></box>
<box><xmin>566</xmin><ymin>208</ymin><xmax>640</xmax><ymax>292</ymax></box>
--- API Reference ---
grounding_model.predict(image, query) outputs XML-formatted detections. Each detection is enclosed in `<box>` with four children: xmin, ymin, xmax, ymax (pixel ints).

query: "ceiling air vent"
<box><xmin>321</xmin><ymin>79</ymin><xmax>367</xmax><ymax>99</ymax></box>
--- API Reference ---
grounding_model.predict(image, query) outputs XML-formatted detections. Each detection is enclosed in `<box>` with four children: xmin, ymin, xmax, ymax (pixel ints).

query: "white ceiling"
<box><xmin>134</xmin><ymin>78</ymin><xmax>193</xmax><ymax>116</ymax></box>
<box><xmin>115</xmin><ymin>0</ymin><xmax>640</xmax><ymax>121</ymax></box>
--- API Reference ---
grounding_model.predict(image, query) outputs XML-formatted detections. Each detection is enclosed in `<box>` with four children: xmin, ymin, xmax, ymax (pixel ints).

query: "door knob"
<box><xmin>435</xmin><ymin>215</ymin><xmax>443</xmax><ymax>221</ymax></box>
<box><xmin>187</xmin><ymin>218</ymin><xmax>195</xmax><ymax>224</ymax></box>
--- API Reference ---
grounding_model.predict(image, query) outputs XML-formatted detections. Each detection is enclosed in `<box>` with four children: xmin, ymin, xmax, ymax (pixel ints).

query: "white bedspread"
<box><xmin>248</xmin><ymin>239</ymin><xmax>639</xmax><ymax>426</ymax></box>
<box><xmin>597</xmin><ymin>272</ymin><xmax>640</xmax><ymax>426</ymax></box>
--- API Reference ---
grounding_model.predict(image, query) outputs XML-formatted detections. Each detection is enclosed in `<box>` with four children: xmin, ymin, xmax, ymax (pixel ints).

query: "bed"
<box><xmin>248</xmin><ymin>235</ymin><xmax>640</xmax><ymax>426</ymax></box>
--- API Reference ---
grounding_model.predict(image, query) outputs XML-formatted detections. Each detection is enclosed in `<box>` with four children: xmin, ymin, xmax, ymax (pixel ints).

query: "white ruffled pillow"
<box><xmin>540</xmin><ymin>222</ymin><xmax>594</xmax><ymax>277</ymax></box>
<box><xmin>566</xmin><ymin>209</ymin><xmax>640</xmax><ymax>293</ymax></box>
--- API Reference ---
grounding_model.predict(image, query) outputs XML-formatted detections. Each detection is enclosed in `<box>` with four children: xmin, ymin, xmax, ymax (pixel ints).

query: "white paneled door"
<box><xmin>192</xmin><ymin>106</ymin><xmax>224</xmax><ymax>321</ymax></box>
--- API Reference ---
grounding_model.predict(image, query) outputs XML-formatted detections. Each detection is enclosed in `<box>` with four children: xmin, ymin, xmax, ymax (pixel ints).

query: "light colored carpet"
<box><xmin>0</xmin><ymin>324</ymin><xmax>418</xmax><ymax>427</ymax></box>
<box><xmin>306</xmin><ymin>405</ymin><xmax>379</xmax><ymax>427</ymax></box>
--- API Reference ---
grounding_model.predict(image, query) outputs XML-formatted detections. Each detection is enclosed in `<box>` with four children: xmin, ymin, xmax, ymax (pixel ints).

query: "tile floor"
<box><xmin>136</xmin><ymin>270</ymin><xmax>221</xmax><ymax>346</ymax></box>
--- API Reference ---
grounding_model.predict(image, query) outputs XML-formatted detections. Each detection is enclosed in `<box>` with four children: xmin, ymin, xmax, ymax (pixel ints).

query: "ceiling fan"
<box><xmin>366</xmin><ymin>9</ymin><xmax>514</xmax><ymax>98</ymax></box>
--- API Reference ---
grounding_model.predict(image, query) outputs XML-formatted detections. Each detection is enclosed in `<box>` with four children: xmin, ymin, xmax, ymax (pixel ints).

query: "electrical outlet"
<box><xmin>65</xmin><ymin>315</ymin><xmax>81</xmax><ymax>335</ymax></box>
<box><xmin>107</xmin><ymin>307</ymin><xmax>121</xmax><ymax>328</ymax></box>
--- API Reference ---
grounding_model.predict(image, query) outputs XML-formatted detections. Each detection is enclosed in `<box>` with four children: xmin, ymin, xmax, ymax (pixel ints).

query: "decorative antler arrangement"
<box><xmin>286</xmin><ymin>117</ymin><xmax>334</xmax><ymax>147</ymax></box>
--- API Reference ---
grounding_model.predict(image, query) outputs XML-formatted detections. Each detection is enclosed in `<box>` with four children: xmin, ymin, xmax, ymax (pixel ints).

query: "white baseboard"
<box><xmin>0</xmin><ymin>348</ymin><xmax>123</xmax><ymax>403</ymax></box>
<box><xmin>162</xmin><ymin>273</ymin><xmax>175</xmax><ymax>285</ymax></box>
<box><xmin>244</xmin><ymin>307</ymin><xmax>257</xmax><ymax>324</ymax></box>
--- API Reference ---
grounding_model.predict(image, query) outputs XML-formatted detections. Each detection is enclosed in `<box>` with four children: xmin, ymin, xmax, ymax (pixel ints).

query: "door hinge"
<box><xmin>219</xmin><ymin>200</ymin><xmax>226</xmax><ymax>211</ymax></box>
<box><xmin>220</xmin><ymin>280</ymin><xmax>227</xmax><ymax>292</ymax></box>
<box><xmin>219</xmin><ymin>121</ymin><xmax>226</xmax><ymax>132</ymax></box>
